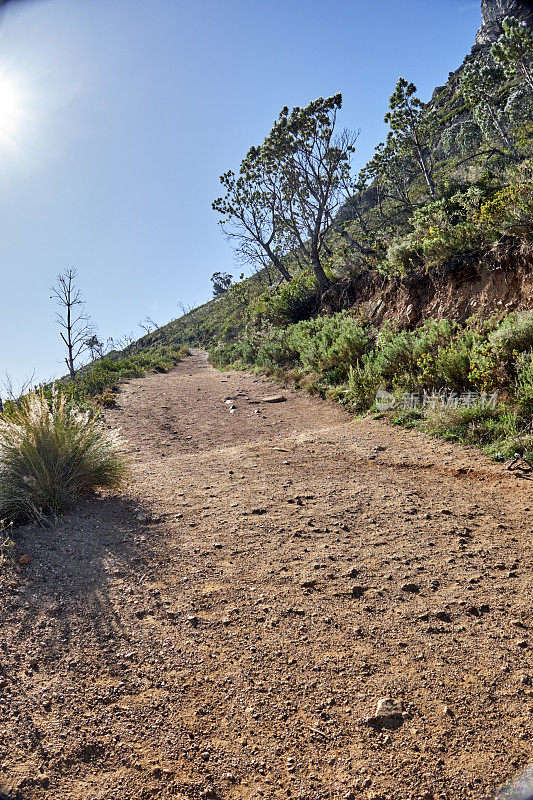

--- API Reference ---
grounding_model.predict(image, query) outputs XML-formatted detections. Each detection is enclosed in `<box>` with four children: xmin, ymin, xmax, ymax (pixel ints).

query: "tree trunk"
<box><xmin>66</xmin><ymin>305</ymin><xmax>76</xmax><ymax>379</ymax></box>
<box><xmin>270</xmin><ymin>253</ymin><xmax>292</xmax><ymax>282</ymax></box>
<box><xmin>310</xmin><ymin>248</ymin><xmax>330</xmax><ymax>291</ymax></box>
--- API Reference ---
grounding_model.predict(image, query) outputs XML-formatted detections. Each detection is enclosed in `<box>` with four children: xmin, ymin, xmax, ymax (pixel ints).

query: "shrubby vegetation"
<box><xmin>210</xmin><ymin>310</ymin><xmax>533</xmax><ymax>461</ymax></box>
<box><xmin>0</xmin><ymin>391</ymin><xmax>127</xmax><ymax>524</ymax></box>
<box><xmin>0</xmin><ymin>343</ymin><xmax>189</xmax><ymax>416</ymax></box>
<box><xmin>386</xmin><ymin>162</ymin><xmax>533</xmax><ymax>275</ymax></box>
<box><xmin>60</xmin><ymin>343</ymin><xmax>189</xmax><ymax>407</ymax></box>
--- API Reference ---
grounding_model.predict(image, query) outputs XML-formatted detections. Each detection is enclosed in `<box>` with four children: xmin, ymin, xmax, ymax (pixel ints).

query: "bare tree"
<box><xmin>1</xmin><ymin>369</ymin><xmax>36</xmax><ymax>411</ymax></box>
<box><xmin>51</xmin><ymin>268</ymin><xmax>95</xmax><ymax>379</ymax></box>
<box><xmin>177</xmin><ymin>301</ymin><xmax>194</xmax><ymax>317</ymax></box>
<box><xmin>115</xmin><ymin>331</ymin><xmax>135</xmax><ymax>349</ymax></box>
<box><xmin>138</xmin><ymin>316</ymin><xmax>159</xmax><ymax>334</ymax></box>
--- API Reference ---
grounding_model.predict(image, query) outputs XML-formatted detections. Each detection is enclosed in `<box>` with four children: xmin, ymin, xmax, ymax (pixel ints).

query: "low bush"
<box><xmin>287</xmin><ymin>313</ymin><xmax>371</xmax><ymax>381</ymax></box>
<box><xmin>516</xmin><ymin>350</ymin><xmax>533</xmax><ymax>414</ymax></box>
<box><xmin>385</xmin><ymin>187</ymin><xmax>484</xmax><ymax>274</ymax></box>
<box><xmin>0</xmin><ymin>391</ymin><xmax>127</xmax><ymax>523</ymax></box>
<box><xmin>347</xmin><ymin>356</ymin><xmax>383</xmax><ymax>409</ymax></box>
<box><xmin>375</xmin><ymin>325</ymin><xmax>416</xmax><ymax>381</ymax></box>
<box><xmin>489</xmin><ymin>311</ymin><xmax>533</xmax><ymax>355</ymax></box>
<box><xmin>477</xmin><ymin>176</ymin><xmax>533</xmax><ymax>239</ymax></box>
<box><xmin>383</xmin><ymin>170</ymin><xmax>533</xmax><ymax>276</ymax></box>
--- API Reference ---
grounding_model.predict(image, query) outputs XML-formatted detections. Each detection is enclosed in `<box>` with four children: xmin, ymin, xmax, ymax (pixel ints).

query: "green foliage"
<box><xmin>489</xmin><ymin>311</ymin><xmax>533</xmax><ymax>354</ymax></box>
<box><xmin>210</xmin><ymin>309</ymin><xmax>533</xmax><ymax>461</ymax></box>
<box><xmin>386</xmin><ymin>187</ymin><xmax>484</xmax><ymax>273</ymax></box>
<box><xmin>418</xmin><ymin>335</ymin><xmax>474</xmax><ymax>392</ymax></box>
<box><xmin>460</xmin><ymin>59</ymin><xmax>522</xmax><ymax>158</ymax></box>
<box><xmin>211</xmin><ymin>271</ymin><xmax>233</xmax><ymax>297</ymax></box>
<box><xmin>440</xmin><ymin>121</ymin><xmax>483</xmax><ymax>159</ymax></box>
<box><xmin>347</xmin><ymin>356</ymin><xmax>383</xmax><ymax>409</ymax></box>
<box><xmin>384</xmin><ymin>170</ymin><xmax>533</xmax><ymax>275</ymax></box>
<box><xmin>468</xmin><ymin>339</ymin><xmax>502</xmax><ymax>392</ymax></box>
<box><xmin>34</xmin><ymin>343</ymin><xmax>190</xmax><ymax>409</ymax></box>
<box><xmin>214</xmin><ymin>94</ymin><xmax>359</xmax><ymax>289</ymax></box>
<box><xmin>425</xmin><ymin>401</ymin><xmax>501</xmax><ymax>442</ymax></box>
<box><xmin>383</xmin><ymin>77</ymin><xmax>437</xmax><ymax>196</ymax></box>
<box><xmin>253</xmin><ymin>272</ymin><xmax>318</xmax><ymax>326</ymax></box>
<box><xmin>425</xmin><ymin>402</ymin><xmax>532</xmax><ymax>460</ymax></box>
<box><xmin>491</xmin><ymin>16</ymin><xmax>533</xmax><ymax>90</ymax></box>
<box><xmin>286</xmin><ymin>313</ymin><xmax>371</xmax><ymax>381</ymax></box>
<box><xmin>516</xmin><ymin>349</ymin><xmax>533</xmax><ymax>414</ymax></box>
<box><xmin>0</xmin><ymin>391</ymin><xmax>127</xmax><ymax>524</ymax></box>
<box><xmin>477</xmin><ymin>175</ymin><xmax>533</xmax><ymax>237</ymax></box>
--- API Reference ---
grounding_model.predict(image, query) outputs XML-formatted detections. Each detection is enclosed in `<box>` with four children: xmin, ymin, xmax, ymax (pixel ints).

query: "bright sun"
<box><xmin>0</xmin><ymin>73</ymin><xmax>22</xmax><ymax>150</ymax></box>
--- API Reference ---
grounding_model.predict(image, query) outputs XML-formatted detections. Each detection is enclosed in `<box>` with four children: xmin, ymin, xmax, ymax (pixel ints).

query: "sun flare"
<box><xmin>0</xmin><ymin>73</ymin><xmax>22</xmax><ymax>151</ymax></box>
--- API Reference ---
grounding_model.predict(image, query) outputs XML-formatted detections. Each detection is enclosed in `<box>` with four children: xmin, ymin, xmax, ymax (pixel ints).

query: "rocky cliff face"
<box><xmin>475</xmin><ymin>0</ymin><xmax>533</xmax><ymax>47</ymax></box>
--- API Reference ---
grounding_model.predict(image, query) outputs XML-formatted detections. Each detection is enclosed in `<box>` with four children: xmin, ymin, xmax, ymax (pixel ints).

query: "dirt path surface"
<box><xmin>2</xmin><ymin>350</ymin><xmax>532</xmax><ymax>800</ymax></box>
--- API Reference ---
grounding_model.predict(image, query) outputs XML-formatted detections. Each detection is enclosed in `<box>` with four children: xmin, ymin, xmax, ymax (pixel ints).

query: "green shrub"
<box><xmin>516</xmin><ymin>350</ymin><xmax>533</xmax><ymax>414</ymax></box>
<box><xmin>385</xmin><ymin>188</ymin><xmax>484</xmax><ymax>274</ymax></box>
<box><xmin>287</xmin><ymin>313</ymin><xmax>371</xmax><ymax>381</ymax></box>
<box><xmin>347</xmin><ymin>355</ymin><xmax>383</xmax><ymax>409</ymax></box>
<box><xmin>0</xmin><ymin>391</ymin><xmax>127</xmax><ymax>524</ymax></box>
<box><xmin>416</xmin><ymin>332</ymin><xmax>473</xmax><ymax>392</ymax></box>
<box><xmin>254</xmin><ymin>272</ymin><xmax>318</xmax><ymax>326</ymax></box>
<box><xmin>411</xmin><ymin>318</ymin><xmax>455</xmax><ymax>360</ymax></box>
<box><xmin>489</xmin><ymin>311</ymin><xmax>533</xmax><ymax>355</ymax></box>
<box><xmin>375</xmin><ymin>325</ymin><xmax>416</xmax><ymax>381</ymax></box>
<box><xmin>477</xmin><ymin>177</ymin><xmax>533</xmax><ymax>238</ymax></box>
<box><xmin>468</xmin><ymin>338</ymin><xmax>502</xmax><ymax>391</ymax></box>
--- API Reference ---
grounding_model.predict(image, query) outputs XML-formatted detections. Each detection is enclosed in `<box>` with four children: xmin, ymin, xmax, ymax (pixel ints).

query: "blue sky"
<box><xmin>0</xmin><ymin>0</ymin><xmax>482</xmax><ymax>388</ymax></box>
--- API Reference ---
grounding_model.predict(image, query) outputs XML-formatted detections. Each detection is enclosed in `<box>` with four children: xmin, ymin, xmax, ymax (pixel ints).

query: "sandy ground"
<box><xmin>1</xmin><ymin>350</ymin><xmax>532</xmax><ymax>800</ymax></box>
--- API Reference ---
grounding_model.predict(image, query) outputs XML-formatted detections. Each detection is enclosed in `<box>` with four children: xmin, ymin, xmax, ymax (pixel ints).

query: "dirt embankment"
<box><xmin>1</xmin><ymin>351</ymin><xmax>532</xmax><ymax>800</ymax></box>
<box><xmin>322</xmin><ymin>243</ymin><xmax>533</xmax><ymax>327</ymax></box>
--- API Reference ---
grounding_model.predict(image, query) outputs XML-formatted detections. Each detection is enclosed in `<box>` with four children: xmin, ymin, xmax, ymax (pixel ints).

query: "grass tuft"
<box><xmin>0</xmin><ymin>390</ymin><xmax>127</xmax><ymax>524</ymax></box>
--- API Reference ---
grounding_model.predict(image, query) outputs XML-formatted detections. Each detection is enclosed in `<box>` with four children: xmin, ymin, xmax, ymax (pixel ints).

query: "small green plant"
<box><xmin>0</xmin><ymin>390</ymin><xmax>128</xmax><ymax>524</ymax></box>
<box><xmin>516</xmin><ymin>349</ymin><xmax>533</xmax><ymax>413</ymax></box>
<box><xmin>347</xmin><ymin>356</ymin><xmax>383</xmax><ymax>409</ymax></box>
<box><xmin>0</xmin><ymin>523</ymin><xmax>14</xmax><ymax>567</ymax></box>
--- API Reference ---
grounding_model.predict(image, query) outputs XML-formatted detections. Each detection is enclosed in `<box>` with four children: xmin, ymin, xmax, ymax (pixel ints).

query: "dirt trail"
<box><xmin>1</xmin><ymin>350</ymin><xmax>532</xmax><ymax>800</ymax></box>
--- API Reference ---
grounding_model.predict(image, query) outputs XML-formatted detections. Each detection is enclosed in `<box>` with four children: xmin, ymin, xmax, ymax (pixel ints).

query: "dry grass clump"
<box><xmin>0</xmin><ymin>391</ymin><xmax>127</xmax><ymax>524</ymax></box>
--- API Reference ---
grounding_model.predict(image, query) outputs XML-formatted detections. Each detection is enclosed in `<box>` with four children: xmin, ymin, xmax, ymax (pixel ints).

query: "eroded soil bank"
<box><xmin>1</xmin><ymin>351</ymin><xmax>532</xmax><ymax>800</ymax></box>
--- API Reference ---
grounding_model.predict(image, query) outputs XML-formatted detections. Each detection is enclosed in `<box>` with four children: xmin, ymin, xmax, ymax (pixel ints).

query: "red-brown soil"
<box><xmin>1</xmin><ymin>350</ymin><xmax>532</xmax><ymax>800</ymax></box>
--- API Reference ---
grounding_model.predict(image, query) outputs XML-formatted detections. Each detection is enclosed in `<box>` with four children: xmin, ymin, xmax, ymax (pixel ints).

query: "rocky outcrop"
<box><xmin>475</xmin><ymin>0</ymin><xmax>533</xmax><ymax>47</ymax></box>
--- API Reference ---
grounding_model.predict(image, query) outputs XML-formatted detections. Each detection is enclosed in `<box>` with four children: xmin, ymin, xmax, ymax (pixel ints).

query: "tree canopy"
<box><xmin>214</xmin><ymin>94</ymin><xmax>359</xmax><ymax>291</ymax></box>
